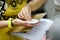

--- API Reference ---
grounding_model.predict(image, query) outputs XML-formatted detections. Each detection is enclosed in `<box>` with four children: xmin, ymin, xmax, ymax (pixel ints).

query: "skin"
<box><xmin>18</xmin><ymin>0</ymin><xmax>46</xmax><ymax>20</ymax></box>
<box><xmin>0</xmin><ymin>0</ymin><xmax>46</xmax><ymax>28</ymax></box>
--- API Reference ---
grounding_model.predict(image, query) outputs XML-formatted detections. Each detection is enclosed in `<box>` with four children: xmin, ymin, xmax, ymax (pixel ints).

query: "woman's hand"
<box><xmin>12</xmin><ymin>19</ymin><xmax>38</xmax><ymax>27</ymax></box>
<box><xmin>18</xmin><ymin>5</ymin><xmax>32</xmax><ymax>21</ymax></box>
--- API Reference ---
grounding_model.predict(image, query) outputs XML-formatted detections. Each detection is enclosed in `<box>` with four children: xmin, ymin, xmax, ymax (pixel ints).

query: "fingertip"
<box><xmin>18</xmin><ymin>14</ymin><xmax>20</xmax><ymax>18</ymax></box>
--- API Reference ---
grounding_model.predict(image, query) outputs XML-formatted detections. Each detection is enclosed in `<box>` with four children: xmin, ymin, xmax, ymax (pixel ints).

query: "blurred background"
<box><xmin>44</xmin><ymin>0</ymin><xmax>60</xmax><ymax>40</ymax></box>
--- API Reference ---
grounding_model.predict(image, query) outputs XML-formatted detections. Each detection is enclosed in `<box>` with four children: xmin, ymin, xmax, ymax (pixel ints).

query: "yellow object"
<box><xmin>8</xmin><ymin>18</ymin><xmax>13</xmax><ymax>29</ymax></box>
<box><xmin>4</xmin><ymin>0</ymin><xmax>27</xmax><ymax>16</ymax></box>
<box><xmin>0</xmin><ymin>0</ymin><xmax>27</xmax><ymax>40</ymax></box>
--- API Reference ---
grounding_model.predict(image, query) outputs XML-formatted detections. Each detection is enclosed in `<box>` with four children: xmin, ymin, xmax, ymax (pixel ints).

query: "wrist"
<box><xmin>12</xmin><ymin>19</ymin><xmax>20</xmax><ymax>26</ymax></box>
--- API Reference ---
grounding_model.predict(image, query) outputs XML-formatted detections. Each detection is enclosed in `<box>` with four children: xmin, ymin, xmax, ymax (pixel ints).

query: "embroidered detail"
<box><xmin>11</xmin><ymin>0</ymin><xmax>17</xmax><ymax>7</ymax></box>
<box><xmin>17</xmin><ymin>0</ymin><xmax>23</xmax><ymax>4</ymax></box>
<box><xmin>0</xmin><ymin>1</ymin><xmax>6</xmax><ymax>20</ymax></box>
<box><xmin>6</xmin><ymin>0</ymin><xmax>23</xmax><ymax>7</ymax></box>
<box><xmin>2</xmin><ymin>15</ymin><xmax>17</xmax><ymax>20</ymax></box>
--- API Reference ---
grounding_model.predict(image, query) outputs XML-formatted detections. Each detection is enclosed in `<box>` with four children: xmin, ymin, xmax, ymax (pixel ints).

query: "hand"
<box><xmin>12</xmin><ymin>19</ymin><xmax>39</xmax><ymax>27</ymax></box>
<box><xmin>18</xmin><ymin>5</ymin><xmax>32</xmax><ymax>21</ymax></box>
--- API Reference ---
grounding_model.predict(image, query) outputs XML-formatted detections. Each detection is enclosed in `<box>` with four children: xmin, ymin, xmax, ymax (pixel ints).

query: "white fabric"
<box><xmin>54</xmin><ymin>0</ymin><xmax>60</xmax><ymax>6</ymax></box>
<box><xmin>11</xmin><ymin>19</ymin><xmax>53</xmax><ymax>40</ymax></box>
<box><xmin>54</xmin><ymin>0</ymin><xmax>60</xmax><ymax>10</ymax></box>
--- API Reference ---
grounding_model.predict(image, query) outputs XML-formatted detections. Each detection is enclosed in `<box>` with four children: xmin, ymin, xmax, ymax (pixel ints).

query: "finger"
<box><xmin>18</xmin><ymin>14</ymin><xmax>23</xmax><ymax>19</ymax></box>
<box><xmin>23</xmin><ymin>7</ymin><xmax>31</xmax><ymax>20</ymax></box>
<box><xmin>20</xmin><ymin>12</ymin><xmax>25</xmax><ymax>19</ymax></box>
<box><xmin>26</xmin><ymin>8</ymin><xmax>32</xmax><ymax>20</ymax></box>
<box><xmin>27</xmin><ymin>23</ymin><xmax>36</xmax><ymax>27</ymax></box>
<box><xmin>36</xmin><ymin>21</ymin><xmax>40</xmax><ymax>24</ymax></box>
<box><xmin>26</xmin><ymin>12</ymin><xmax>32</xmax><ymax>20</ymax></box>
<box><xmin>28</xmin><ymin>21</ymin><xmax>40</xmax><ymax>26</ymax></box>
<box><xmin>22</xmin><ymin>11</ymin><xmax>27</xmax><ymax>20</ymax></box>
<box><xmin>20</xmin><ymin>20</ymin><xmax>28</xmax><ymax>24</ymax></box>
<box><xmin>25</xmin><ymin>7</ymin><xmax>30</xmax><ymax>16</ymax></box>
<box><xmin>26</xmin><ymin>24</ymin><xmax>35</xmax><ymax>27</ymax></box>
<box><xmin>19</xmin><ymin>11</ymin><xmax>26</xmax><ymax>20</ymax></box>
<box><xmin>27</xmin><ymin>6</ymin><xmax>32</xmax><ymax>20</ymax></box>
<box><xmin>18</xmin><ymin>11</ymin><xmax>23</xmax><ymax>19</ymax></box>
<box><xmin>30</xmin><ymin>22</ymin><xmax>40</xmax><ymax>26</ymax></box>
<box><xmin>22</xmin><ymin>8</ymin><xmax>29</xmax><ymax>20</ymax></box>
<box><xmin>23</xmin><ymin>22</ymin><xmax>35</xmax><ymax>27</ymax></box>
<box><xmin>28</xmin><ymin>7</ymin><xmax>31</xmax><ymax>18</ymax></box>
<box><xmin>35</xmin><ymin>22</ymin><xmax>40</xmax><ymax>26</ymax></box>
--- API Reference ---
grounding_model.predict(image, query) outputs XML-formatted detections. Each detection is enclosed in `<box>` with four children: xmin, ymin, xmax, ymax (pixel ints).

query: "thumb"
<box><xmin>21</xmin><ymin>20</ymin><xmax>28</xmax><ymax>24</ymax></box>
